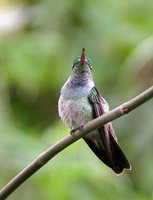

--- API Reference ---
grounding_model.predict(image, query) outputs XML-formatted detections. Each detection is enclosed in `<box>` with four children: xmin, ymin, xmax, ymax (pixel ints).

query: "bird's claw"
<box><xmin>70</xmin><ymin>125</ymin><xmax>84</xmax><ymax>136</ymax></box>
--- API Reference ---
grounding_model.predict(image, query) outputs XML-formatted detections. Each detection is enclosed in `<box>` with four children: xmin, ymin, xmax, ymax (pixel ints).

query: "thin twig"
<box><xmin>0</xmin><ymin>86</ymin><xmax>153</xmax><ymax>200</ymax></box>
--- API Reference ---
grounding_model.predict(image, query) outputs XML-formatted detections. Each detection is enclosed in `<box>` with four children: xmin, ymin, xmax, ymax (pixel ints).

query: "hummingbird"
<box><xmin>58</xmin><ymin>48</ymin><xmax>131</xmax><ymax>175</ymax></box>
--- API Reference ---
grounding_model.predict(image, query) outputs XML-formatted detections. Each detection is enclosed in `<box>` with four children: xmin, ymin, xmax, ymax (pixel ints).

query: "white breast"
<box><xmin>58</xmin><ymin>79</ymin><xmax>94</xmax><ymax>130</ymax></box>
<box><xmin>58</xmin><ymin>95</ymin><xmax>93</xmax><ymax>130</ymax></box>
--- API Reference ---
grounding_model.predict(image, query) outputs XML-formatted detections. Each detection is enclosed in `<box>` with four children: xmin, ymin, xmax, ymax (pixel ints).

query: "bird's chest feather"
<box><xmin>58</xmin><ymin>95</ymin><xmax>92</xmax><ymax>129</ymax></box>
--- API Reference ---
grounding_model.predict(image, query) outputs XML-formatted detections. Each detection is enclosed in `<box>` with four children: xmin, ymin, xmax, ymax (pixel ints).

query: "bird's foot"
<box><xmin>70</xmin><ymin>125</ymin><xmax>84</xmax><ymax>136</ymax></box>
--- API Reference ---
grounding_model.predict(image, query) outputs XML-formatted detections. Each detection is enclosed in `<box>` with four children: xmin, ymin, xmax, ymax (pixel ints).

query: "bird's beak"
<box><xmin>81</xmin><ymin>48</ymin><xmax>85</xmax><ymax>65</ymax></box>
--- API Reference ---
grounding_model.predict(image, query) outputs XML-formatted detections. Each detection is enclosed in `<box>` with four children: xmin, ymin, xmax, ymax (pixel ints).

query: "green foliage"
<box><xmin>0</xmin><ymin>0</ymin><xmax>153</xmax><ymax>199</ymax></box>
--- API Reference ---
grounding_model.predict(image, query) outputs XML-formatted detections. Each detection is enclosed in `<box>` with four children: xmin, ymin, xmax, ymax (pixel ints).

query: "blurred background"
<box><xmin>0</xmin><ymin>0</ymin><xmax>153</xmax><ymax>199</ymax></box>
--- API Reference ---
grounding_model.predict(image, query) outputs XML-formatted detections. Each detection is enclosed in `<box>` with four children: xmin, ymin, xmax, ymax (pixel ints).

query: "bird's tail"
<box><xmin>84</xmin><ymin>132</ymin><xmax>131</xmax><ymax>175</ymax></box>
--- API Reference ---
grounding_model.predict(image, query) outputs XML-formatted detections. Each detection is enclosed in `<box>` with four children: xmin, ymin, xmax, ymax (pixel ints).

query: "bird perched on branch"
<box><xmin>58</xmin><ymin>48</ymin><xmax>131</xmax><ymax>175</ymax></box>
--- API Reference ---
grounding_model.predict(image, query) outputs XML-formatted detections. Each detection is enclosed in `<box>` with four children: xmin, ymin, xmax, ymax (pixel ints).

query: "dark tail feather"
<box><xmin>109</xmin><ymin>133</ymin><xmax>131</xmax><ymax>174</ymax></box>
<box><xmin>84</xmin><ymin>133</ymin><xmax>131</xmax><ymax>175</ymax></box>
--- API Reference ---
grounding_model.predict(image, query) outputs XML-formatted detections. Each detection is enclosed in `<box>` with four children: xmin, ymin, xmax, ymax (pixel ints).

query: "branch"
<box><xmin>0</xmin><ymin>86</ymin><xmax>153</xmax><ymax>200</ymax></box>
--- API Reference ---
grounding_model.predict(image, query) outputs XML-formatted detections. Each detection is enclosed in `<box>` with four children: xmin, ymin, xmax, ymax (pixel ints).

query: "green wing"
<box><xmin>84</xmin><ymin>87</ymin><xmax>131</xmax><ymax>174</ymax></box>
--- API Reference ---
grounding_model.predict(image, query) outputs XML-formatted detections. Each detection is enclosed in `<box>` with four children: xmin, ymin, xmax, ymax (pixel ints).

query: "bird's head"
<box><xmin>72</xmin><ymin>48</ymin><xmax>93</xmax><ymax>74</ymax></box>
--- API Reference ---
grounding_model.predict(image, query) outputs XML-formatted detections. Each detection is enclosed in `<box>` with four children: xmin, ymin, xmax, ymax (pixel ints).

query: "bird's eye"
<box><xmin>72</xmin><ymin>62</ymin><xmax>80</xmax><ymax>69</ymax></box>
<box><xmin>89</xmin><ymin>65</ymin><xmax>92</xmax><ymax>70</ymax></box>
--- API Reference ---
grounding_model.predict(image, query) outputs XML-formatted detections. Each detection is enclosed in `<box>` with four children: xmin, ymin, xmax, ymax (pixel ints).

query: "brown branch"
<box><xmin>0</xmin><ymin>86</ymin><xmax>153</xmax><ymax>200</ymax></box>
